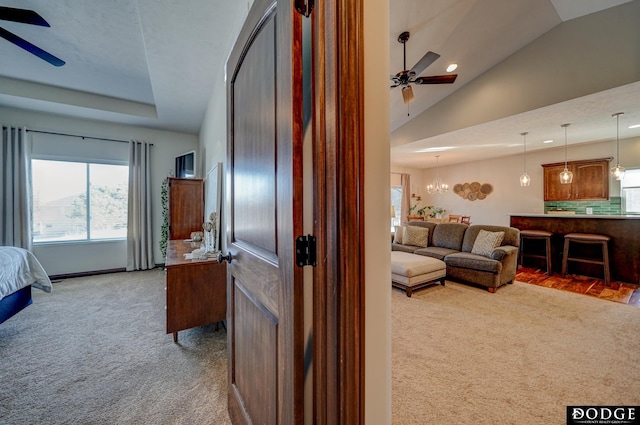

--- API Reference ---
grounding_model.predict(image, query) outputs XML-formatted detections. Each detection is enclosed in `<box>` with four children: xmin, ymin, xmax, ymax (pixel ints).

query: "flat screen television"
<box><xmin>175</xmin><ymin>150</ymin><xmax>196</xmax><ymax>178</ymax></box>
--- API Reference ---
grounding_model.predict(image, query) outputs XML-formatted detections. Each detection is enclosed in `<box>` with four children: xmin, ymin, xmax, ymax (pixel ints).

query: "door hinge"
<box><xmin>296</xmin><ymin>235</ymin><xmax>317</xmax><ymax>267</ymax></box>
<box><xmin>294</xmin><ymin>0</ymin><xmax>314</xmax><ymax>18</ymax></box>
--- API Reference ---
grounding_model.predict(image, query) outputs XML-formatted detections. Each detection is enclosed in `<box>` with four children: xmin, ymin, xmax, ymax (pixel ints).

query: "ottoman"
<box><xmin>391</xmin><ymin>251</ymin><xmax>446</xmax><ymax>297</ymax></box>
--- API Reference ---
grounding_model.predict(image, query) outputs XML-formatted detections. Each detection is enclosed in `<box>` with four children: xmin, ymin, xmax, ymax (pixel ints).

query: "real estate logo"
<box><xmin>567</xmin><ymin>406</ymin><xmax>639</xmax><ymax>425</ymax></box>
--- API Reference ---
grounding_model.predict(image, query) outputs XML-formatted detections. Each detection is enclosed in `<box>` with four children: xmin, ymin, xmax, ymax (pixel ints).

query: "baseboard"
<box><xmin>49</xmin><ymin>268</ymin><xmax>127</xmax><ymax>281</ymax></box>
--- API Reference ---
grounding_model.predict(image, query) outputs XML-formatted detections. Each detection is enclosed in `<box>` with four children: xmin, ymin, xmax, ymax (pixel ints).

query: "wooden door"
<box><xmin>225</xmin><ymin>0</ymin><xmax>303</xmax><ymax>424</ymax></box>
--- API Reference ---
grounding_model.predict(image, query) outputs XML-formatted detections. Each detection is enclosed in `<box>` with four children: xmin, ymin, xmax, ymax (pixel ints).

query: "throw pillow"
<box><xmin>471</xmin><ymin>230</ymin><xmax>505</xmax><ymax>257</ymax></box>
<box><xmin>403</xmin><ymin>226</ymin><xmax>429</xmax><ymax>247</ymax></box>
<box><xmin>393</xmin><ymin>226</ymin><xmax>406</xmax><ymax>244</ymax></box>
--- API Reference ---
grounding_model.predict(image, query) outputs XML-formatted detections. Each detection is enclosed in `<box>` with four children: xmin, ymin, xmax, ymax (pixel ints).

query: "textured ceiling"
<box><xmin>389</xmin><ymin>0</ymin><xmax>640</xmax><ymax>169</ymax></box>
<box><xmin>0</xmin><ymin>0</ymin><xmax>250</xmax><ymax>133</ymax></box>
<box><xmin>0</xmin><ymin>0</ymin><xmax>637</xmax><ymax>162</ymax></box>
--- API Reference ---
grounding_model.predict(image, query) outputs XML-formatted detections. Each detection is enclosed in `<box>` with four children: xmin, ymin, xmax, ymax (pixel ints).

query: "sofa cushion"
<box><xmin>444</xmin><ymin>252</ymin><xmax>503</xmax><ymax>274</ymax></box>
<box><xmin>471</xmin><ymin>230</ymin><xmax>504</xmax><ymax>257</ymax></box>
<box><xmin>413</xmin><ymin>246</ymin><xmax>459</xmax><ymax>261</ymax></box>
<box><xmin>391</xmin><ymin>243</ymin><xmax>419</xmax><ymax>253</ymax></box>
<box><xmin>403</xmin><ymin>225</ymin><xmax>428</xmax><ymax>247</ymax></box>
<box><xmin>462</xmin><ymin>225</ymin><xmax>520</xmax><ymax>253</ymax></box>
<box><xmin>393</xmin><ymin>226</ymin><xmax>406</xmax><ymax>244</ymax></box>
<box><xmin>402</xmin><ymin>221</ymin><xmax>438</xmax><ymax>246</ymax></box>
<box><xmin>431</xmin><ymin>223</ymin><xmax>467</xmax><ymax>251</ymax></box>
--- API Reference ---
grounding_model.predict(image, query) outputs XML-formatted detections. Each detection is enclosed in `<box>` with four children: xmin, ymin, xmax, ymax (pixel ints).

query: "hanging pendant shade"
<box><xmin>559</xmin><ymin>123</ymin><xmax>573</xmax><ymax>184</ymax></box>
<box><xmin>520</xmin><ymin>132</ymin><xmax>530</xmax><ymax>187</ymax></box>
<box><xmin>610</xmin><ymin>112</ymin><xmax>625</xmax><ymax>181</ymax></box>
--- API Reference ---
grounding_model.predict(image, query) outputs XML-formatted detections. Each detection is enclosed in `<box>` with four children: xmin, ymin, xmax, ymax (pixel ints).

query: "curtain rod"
<box><xmin>25</xmin><ymin>129</ymin><xmax>153</xmax><ymax>145</ymax></box>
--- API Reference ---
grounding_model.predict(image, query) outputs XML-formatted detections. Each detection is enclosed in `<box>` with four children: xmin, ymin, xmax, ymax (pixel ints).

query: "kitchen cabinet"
<box><xmin>542</xmin><ymin>158</ymin><xmax>609</xmax><ymax>201</ymax></box>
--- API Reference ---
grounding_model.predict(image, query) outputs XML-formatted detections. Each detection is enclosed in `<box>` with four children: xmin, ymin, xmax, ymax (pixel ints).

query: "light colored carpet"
<box><xmin>392</xmin><ymin>280</ymin><xmax>640</xmax><ymax>425</ymax></box>
<box><xmin>4</xmin><ymin>270</ymin><xmax>638</xmax><ymax>425</ymax></box>
<box><xmin>0</xmin><ymin>269</ymin><xmax>231</xmax><ymax>425</ymax></box>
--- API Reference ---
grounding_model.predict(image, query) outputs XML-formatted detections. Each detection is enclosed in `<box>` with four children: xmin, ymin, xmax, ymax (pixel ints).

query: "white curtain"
<box><xmin>401</xmin><ymin>173</ymin><xmax>411</xmax><ymax>223</ymax></box>
<box><xmin>127</xmin><ymin>141</ymin><xmax>154</xmax><ymax>271</ymax></box>
<box><xmin>1</xmin><ymin>126</ymin><xmax>32</xmax><ymax>249</ymax></box>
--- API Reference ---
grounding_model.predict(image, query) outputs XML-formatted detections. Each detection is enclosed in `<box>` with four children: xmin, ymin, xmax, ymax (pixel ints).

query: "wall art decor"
<box><xmin>453</xmin><ymin>182</ymin><xmax>493</xmax><ymax>201</ymax></box>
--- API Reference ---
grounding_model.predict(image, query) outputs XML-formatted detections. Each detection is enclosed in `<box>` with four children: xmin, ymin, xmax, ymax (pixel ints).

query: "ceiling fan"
<box><xmin>390</xmin><ymin>31</ymin><xmax>456</xmax><ymax>104</ymax></box>
<box><xmin>0</xmin><ymin>6</ymin><xmax>65</xmax><ymax>67</ymax></box>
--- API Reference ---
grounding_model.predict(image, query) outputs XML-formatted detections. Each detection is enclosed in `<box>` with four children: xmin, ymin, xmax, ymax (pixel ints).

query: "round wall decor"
<box><xmin>454</xmin><ymin>181</ymin><xmax>492</xmax><ymax>201</ymax></box>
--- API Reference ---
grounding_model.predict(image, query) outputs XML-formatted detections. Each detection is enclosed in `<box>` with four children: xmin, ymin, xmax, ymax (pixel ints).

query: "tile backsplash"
<box><xmin>544</xmin><ymin>197</ymin><xmax>622</xmax><ymax>215</ymax></box>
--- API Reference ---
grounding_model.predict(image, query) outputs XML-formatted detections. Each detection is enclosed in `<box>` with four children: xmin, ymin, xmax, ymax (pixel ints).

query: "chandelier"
<box><xmin>427</xmin><ymin>155</ymin><xmax>448</xmax><ymax>194</ymax></box>
<box><xmin>520</xmin><ymin>132</ymin><xmax>530</xmax><ymax>187</ymax></box>
<box><xmin>610</xmin><ymin>112</ymin><xmax>625</xmax><ymax>180</ymax></box>
<box><xmin>559</xmin><ymin>123</ymin><xmax>573</xmax><ymax>184</ymax></box>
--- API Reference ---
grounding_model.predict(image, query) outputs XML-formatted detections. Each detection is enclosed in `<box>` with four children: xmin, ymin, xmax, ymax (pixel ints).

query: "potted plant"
<box><xmin>428</xmin><ymin>206</ymin><xmax>446</xmax><ymax>219</ymax></box>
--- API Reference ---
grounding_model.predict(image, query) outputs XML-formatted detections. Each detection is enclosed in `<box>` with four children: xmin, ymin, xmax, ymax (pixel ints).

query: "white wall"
<box><xmin>414</xmin><ymin>137</ymin><xmax>640</xmax><ymax>226</ymax></box>
<box><xmin>365</xmin><ymin>0</ymin><xmax>392</xmax><ymax>423</ymax></box>
<box><xmin>1</xmin><ymin>107</ymin><xmax>198</xmax><ymax>275</ymax></box>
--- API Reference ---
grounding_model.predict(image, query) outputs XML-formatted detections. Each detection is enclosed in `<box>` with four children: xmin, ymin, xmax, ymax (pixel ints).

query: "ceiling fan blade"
<box><xmin>0</xmin><ymin>6</ymin><xmax>50</xmax><ymax>27</ymax></box>
<box><xmin>414</xmin><ymin>74</ymin><xmax>458</xmax><ymax>85</ymax></box>
<box><xmin>0</xmin><ymin>27</ymin><xmax>65</xmax><ymax>66</ymax></box>
<box><xmin>409</xmin><ymin>51</ymin><xmax>440</xmax><ymax>77</ymax></box>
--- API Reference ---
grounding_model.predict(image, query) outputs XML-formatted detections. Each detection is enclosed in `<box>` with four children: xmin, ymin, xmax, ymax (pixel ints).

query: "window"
<box><xmin>621</xmin><ymin>169</ymin><xmax>640</xmax><ymax>214</ymax></box>
<box><xmin>32</xmin><ymin>160</ymin><xmax>129</xmax><ymax>242</ymax></box>
<box><xmin>391</xmin><ymin>185</ymin><xmax>402</xmax><ymax>231</ymax></box>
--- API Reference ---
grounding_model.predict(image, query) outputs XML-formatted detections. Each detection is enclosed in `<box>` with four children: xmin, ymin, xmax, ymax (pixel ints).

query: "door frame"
<box><xmin>312</xmin><ymin>1</ymin><xmax>365</xmax><ymax>423</ymax></box>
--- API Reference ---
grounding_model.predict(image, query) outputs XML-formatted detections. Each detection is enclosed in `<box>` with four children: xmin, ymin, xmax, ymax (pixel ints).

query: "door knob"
<box><xmin>217</xmin><ymin>252</ymin><xmax>232</xmax><ymax>264</ymax></box>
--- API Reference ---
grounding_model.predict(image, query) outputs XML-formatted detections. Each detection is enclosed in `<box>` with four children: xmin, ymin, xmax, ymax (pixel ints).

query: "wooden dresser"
<box><xmin>165</xmin><ymin>239</ymin><xmax>226</xmax><ymax>342</ymax></box>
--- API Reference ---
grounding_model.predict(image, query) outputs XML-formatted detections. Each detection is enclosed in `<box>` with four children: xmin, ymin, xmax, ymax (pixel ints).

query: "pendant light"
<box><xmin>559</xmin><ymin>123</ymin><xmax>573</xmax><ymax>184</ymax></box>
<box><xmin>610</xmin><ymin>112</ymin><xmax>625</xmax><ymax>180</ymax></box>
<box><xmin>427</xmin><ymin>155</ymin><xmax>448</xmax><ymax>194</ymax></box>
<box><xmin>519</xmin><ymin>132</ymin><xmax>530</xmax><ymax>187</ymax></box>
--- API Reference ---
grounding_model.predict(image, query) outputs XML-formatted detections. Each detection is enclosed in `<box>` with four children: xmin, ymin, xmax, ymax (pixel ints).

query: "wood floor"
<box><xmin>516</xmin><ymin>266</ymin><xmax>640</xmax><ymax>308</ymax></box>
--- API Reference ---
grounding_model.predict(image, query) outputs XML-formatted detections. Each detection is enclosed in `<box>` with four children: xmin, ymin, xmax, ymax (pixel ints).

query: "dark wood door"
<box><xmin>225</xmin><ymin>0</ymin><xmax>303</xmax><ymax>423</ymax></box>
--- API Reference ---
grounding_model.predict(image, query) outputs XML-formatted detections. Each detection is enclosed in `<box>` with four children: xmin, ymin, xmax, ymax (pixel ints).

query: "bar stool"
<box><xmin>562</xmin><ymin>233</ymin><xmax>611</xmax><ymax>286</ymax></box>
<box><xmin>519</xmin><ymin>230</ymin><xmax>553</xmax><ymax>274</ymax></box>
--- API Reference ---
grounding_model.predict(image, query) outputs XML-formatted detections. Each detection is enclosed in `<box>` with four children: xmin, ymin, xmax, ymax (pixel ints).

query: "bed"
<box><xmin>0</xmin><ymin>247</ymin><xmax>52</xmax><ymax>324</ymax></box>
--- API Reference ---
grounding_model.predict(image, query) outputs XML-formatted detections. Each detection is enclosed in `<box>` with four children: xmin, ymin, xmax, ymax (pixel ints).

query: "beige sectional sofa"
<box><xmin>392</xmin><ymin>222</ymin><xmax>520</xmax><ymax>293</ymax></box>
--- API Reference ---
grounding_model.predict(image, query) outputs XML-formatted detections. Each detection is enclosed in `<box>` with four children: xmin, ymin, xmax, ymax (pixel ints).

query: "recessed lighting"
<box><xmin>629</xmin><ymin>124</ymin><xmax>640</xmax><ymax>129</ymax></box>
<box><xmin>446</xmin><ymin>64</ymin><xmax>457</xmax><ymax>72</ymax></box>
<box><xmin>543</xmin><ymin>139</ymin><xmax>554</xmax><ymax>144</ymax></box>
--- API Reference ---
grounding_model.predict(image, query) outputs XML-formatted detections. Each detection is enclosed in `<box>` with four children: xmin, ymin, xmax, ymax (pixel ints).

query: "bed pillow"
<box><xmin>403</xmin><ymin>226</ymin><xmax>429</xmax><ymax>247</ymax></box>
<box><xmin>471</xmin><ymin>230</ymin><xmax>504</xmax><ymax>257</ymax></box>
<box><xmin>393</xmin><ymin>226</ymin><xmax>406</xmax><ymax>244</ymax></box>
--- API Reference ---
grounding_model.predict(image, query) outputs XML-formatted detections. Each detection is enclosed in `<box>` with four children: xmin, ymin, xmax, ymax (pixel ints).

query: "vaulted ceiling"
<box><xmin>1</xmin><ymin>0</ymin><xmax>638</xmax><ymax>166</ymax></box>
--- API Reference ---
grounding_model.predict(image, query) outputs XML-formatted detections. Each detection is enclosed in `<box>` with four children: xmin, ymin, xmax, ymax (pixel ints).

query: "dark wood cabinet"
<box><xmin>542</xmin><ymin>158</ymin><xmax>610</xmax><ymax>201</ymax></box>
<box><xmin>165</xmin><ymin>240</ymin><xmax>226</xmax><ymax>342</ymax></box>
<box><xmin>168</xmin><ymin>177</ymin><xmax>204</xmax><ymax>239</ymax></box>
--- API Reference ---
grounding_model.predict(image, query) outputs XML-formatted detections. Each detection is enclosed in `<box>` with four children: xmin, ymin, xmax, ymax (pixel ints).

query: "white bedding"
<box><xmin>0</xmin><ymin>247</ymin><xmax>52</xmax><ymax>300</ymax></box>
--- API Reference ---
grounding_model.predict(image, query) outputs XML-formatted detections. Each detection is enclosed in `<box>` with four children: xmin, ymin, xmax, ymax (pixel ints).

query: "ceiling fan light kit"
<box><xmin>390</xmin><ymin>31</ymin><xmax>457</xmax><ymax>105</ymax></box>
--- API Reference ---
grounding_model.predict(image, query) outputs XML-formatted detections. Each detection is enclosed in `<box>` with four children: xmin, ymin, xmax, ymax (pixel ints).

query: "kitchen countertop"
<box><xmin>509</xmin><ymin>214</ymin><xmax>640</xmax><ymax>284</ymax></box>
<box><xmin>509</xmin><ymin>213</ymin><xmax>640</xmax><ymax>219</ymax></box>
